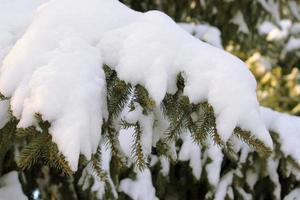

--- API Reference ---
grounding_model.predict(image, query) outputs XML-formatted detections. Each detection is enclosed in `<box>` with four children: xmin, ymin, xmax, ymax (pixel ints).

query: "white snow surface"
<box><xmin>0</xmin><ymin>171</ymin><xmax>27</xmax><ymax>200</ymax></box>
<box><xmin>261</xmin><ymin>107</ymin><xmax>300</xmax><ymax>165</ymax></box>
<box><xmin>178</xmin><ymin>132</ymin><xmax>202</xmax><ymax>180</ymax></box>
<box><xmin>214</xmin><ymin>171</ymin><xmax>233</xmax><ymax>200</ymax></box>
<box><xmin>0</xmin><ymin>0</ymin><xmax>48</xmax><ymax>129</ymax></box>
<box><xmin>119</xmin><ymin>169</ymin><xmax>158</xmax><ymax>200</ymax></box>
<box><xmin>205</xmin><ymin>141</ymin><xmax>223</xmax><ymax>186</ymax></box>
<box><xmin>0</xmin><ymin>0</ymin><xmax>273</xmax><ymax>170</ymax></box>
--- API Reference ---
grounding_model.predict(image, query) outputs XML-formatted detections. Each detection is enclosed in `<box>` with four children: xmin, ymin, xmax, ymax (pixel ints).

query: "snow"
<box><xmin>261</xmin><ymin>107</ymin><xmax>300</xmax><ymax>165</ymax></box>
<box><xmin>230</xmin><ymin>11</ymin><xmax>249</xmax><ymax>34</ymax></box>
<box><xmin>99</xmin><ymin>8</ymin><xmax>273</xmax><ymax>148</ymax></box>
<box><xmin>285</xmin><ymin>37</ymin><xmax>300</xmax><ymax>53</ymax></box>
<box><xmin>179</xmin><ymin>23</ymin><xmax>223</xmax><ymax>48</ymax></box>
<box><xmin>119</xmin><ymin>169</ymin><xmax>158</xmax><ymax>200</ymax></box>
<box><xmin>258</xmin><ymin>21</ymin><xmax>277</xmax><ymax>35</ymax></box>
<box><xmin>0</xmin><ymin>0</ymin><xmax>48</xmax><ymax>62</ymax></box>
<box><xmin>205</xmin><ymin>141</ymin><xmax>223</xmax><ymax>186</ymax></box>
<box><xmin>0</xmin><ymin>0</ymin><xmax>48</xmax><ymax>129</ymax></box>
<box><xmin>178</xmin><ymin>132</ymin><xmax>202</xmax><ymax>179</ymax></box>
<box><xmin>0</xmin><ymin>171</ymin><xmax>27</xmax><ymax>200</ymax></box>
<box><xmin>288</xmin><ymin>1</ymin><xmax>300</xmax><ymax>21</ymax></box>
<box><xmin>0</xmin><ymin>0</ymin><xmax>273</xmax><ymax>171</ymax></box>
<box><xmin>257</xmin><ymin>0</ymin><xmax>280</xmax><ymax>23</ymax></box>
<box><xmin>258</xmin><ymin>20</ymin><xmax>292</xmax><ymax>42</ymax></box>
<box><xmin>267</xmin><ymin>157</ymin><xmax>281</xmax><ymax>199</ymax></box>
<box><xmin>284</xmin><ymin>188</ymin><xmax>300</xmax><ymax>200</ymax></box>
<box><xmin>88</xmin><ymin>143</ymin><xmax>117</xmax><ymax>199</ymax></box>
<box><xmin>214</xmin><ymin>171</ymin><xmax>233</xmax><ymax>200</ymax></box>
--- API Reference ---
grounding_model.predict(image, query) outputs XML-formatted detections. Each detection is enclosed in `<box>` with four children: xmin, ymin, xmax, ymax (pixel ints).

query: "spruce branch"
<box><xmin>234</xmin><ymin>127</ymin><xmax>272</xmax><ymax>156</ymax></box>
<box><xmin>0</xmin><ymin>120</ymin><xmax>17</xmax><ymax>175</ymax></box>
<box><xmin>121</xmin><ymin>120</ymin><xmax>147</xmax><ymax>170</ymax></box>
<box><xmin>103</xmin><ymin>120</ymin><xmax>125</xmax><ymax>167</ymax></box>
<box><xmin>45</xmin><ymin>137</ymin><xmax>73</xmax><ymax>176</ymax></box>
<box><xmin>132</xmin><ymin>122</ymin><xmax>147</xmax><ymax>171</ymax></box>
<box><xmin>18</xmin><ymin>134</ymin><xmax>47</xmax><ymax>170</ymax></box>
<box><xmin>134</xmin><ymin>84</ymin><xmax>155</xmax><ymax>114</ymax></box>
<box><xmin>91</xmin><ymin>145</ymin><xmax>107</xmax><ymax>182</ymax></box>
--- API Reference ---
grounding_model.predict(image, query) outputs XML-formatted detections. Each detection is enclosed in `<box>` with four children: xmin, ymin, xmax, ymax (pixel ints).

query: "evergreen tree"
<box><xmin>0</xmin><ymin>0</ymin><xmax>300</xmax><ymax>200</ymax></box>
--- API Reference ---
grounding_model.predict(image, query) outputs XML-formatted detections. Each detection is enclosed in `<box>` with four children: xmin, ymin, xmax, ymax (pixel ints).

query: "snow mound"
<box><xmin>0</xmin><ymin>0</ymin><xmax>272</xmax><ymax>170</ymax></box>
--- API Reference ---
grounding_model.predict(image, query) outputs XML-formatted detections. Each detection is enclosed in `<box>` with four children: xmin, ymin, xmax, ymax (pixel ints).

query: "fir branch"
<box><xmin>16</xmin><ymin>126</ymin><xmax>39</xmax><ymax>138</ymax></box>
<box><xmin>18</xmin><ymin>134</ymin><xmax>47</xmax><ymax>170</ymax></box>
<box><xmin>91</xmin><ymin>145</ymin><xmax>107</xmax><ymax>182</ymax></box>
<box><xmin>103</xmin><ymin>120</ymin><xmax>124</xmax><ymax>167</ymax></box>
<box><xmin>107</xmin><ymin>79</ymin><xmax>132</xmax><ymax>118</ymax></box>
<box><xmin>46</xmin><ymin>137</ymin><xmax>73</xmax><ymax>176</ymax></box>
<box><xmin>131</xmin><ymin>122</ymin><xmax>147</xmax><ymax>171</ymax></box>
<box><xmin>134</xmin><ymin>84</ymin><xmax>155</xmax><ymax>114</ymax></box>
<box><xmin>0</xmin><ymin>120</ymin><xmax>17</xmax><ymax>175</ymax></box>
<box><xmin>121</xmin><ymin>120</ymin><xmax>147</xmax><ymax>170</ymax></box>
<box><xmin>234</xmin><ymin>127</ymin><xmax>272</xmax><ymax>156</ymax></box>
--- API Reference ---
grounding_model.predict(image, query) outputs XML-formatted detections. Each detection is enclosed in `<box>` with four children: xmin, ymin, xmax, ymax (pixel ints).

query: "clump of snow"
<box><xmin>230</xmin><ymin>11</ymin><xmax>249</xmax><ymax>34</ymax></box>
<box><xmin>205</xmin><ymin>140</ymin><xmax>223</xmax><ymax>186</ymax></box>
<box><xmin>0</xmin><ymin>0</ymin><xmax>48</xmax><ymax>62</ymax></box>
<box><xmin>179</xmin><ymin>23</ymin><xmax>223</xmax><ymax>48</ymax></box>
<box><xmin>91</xmin><ymin>144</ymin><xmax>118</xmax><ymax>199</ymax></box>
<box><xmin>257</xmin><ymin>0</ymin><xmax>280</xmax><ymax>23</ymax></box>
<box><xmin>258</xmin><ymin>20</ymin><xmax>292</xmax><ymax>41</ymax></box>
<box><xmin>0</xmin><ymin>0</ymin><xmax>273</xmax><ymax>170</ymax></box>
<box><xmin>288</xmin><ymin>1</ymin><xmax>300</xmax><ymax>21</ymax></box>
<box><xmin>267</xmin><ymin>157</ymin><xmax>281</xmax><ymax>199</ymax></box>
<box><xmin>285</xmin><ymin>37</ymin><xmax>300</xmax><ymax>53</ymax></box>
<box><xmin>214</xmin><ymin>171</ymin><xmax>233</xmax><ymax>200</ymax></box>
<box><xmin>0</xmin><ymin>171</ymin><xmax>27</xmax><ymax>200</ymax></box>
<box><xmin>0</xmin><ymin>0</ymin><xmax>48</xmax><ymax>129</ymax></box>
<box><xmin>284</xmin><ymin>188</ymin><xmax>300</xmax><ymax>200</ymax></box>
<box><xmin>258</xmin><ymin>21</ymin><xmax>277</xmax><ymax>35</ymax></box>
<box><xmin>119</xmin><ymin>169</ymin><xmax>158</xmax><ymax>200</ymax></box>
<box><xmin>178</xmin><ymin>132</ymin><xmax>202</xmax><ymax>180</ymax></box>
<box><xmin>261</xmin><ymin>107</ymin><xmax>300</xmax><ymax>165</ymax></box>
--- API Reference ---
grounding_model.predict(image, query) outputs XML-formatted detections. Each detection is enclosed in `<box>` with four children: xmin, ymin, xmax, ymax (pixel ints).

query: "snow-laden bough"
<box><xmin>0</xmin><ymin>0</ymin><xmax>272</xmax><ymax>170</ymax></box>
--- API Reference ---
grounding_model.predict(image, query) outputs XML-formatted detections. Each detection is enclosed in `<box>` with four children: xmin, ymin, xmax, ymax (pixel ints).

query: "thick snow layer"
<box><xmin>261</xmin><ymin>107</ymin><xmax>300</xmax><ymax>165</ymax></box>
<box><xmin>0</xmin><ymin>0</ymin><xmax>273</xmax><ymax>170</ymax></box>
<box><xmin>0</xmin><ymin>0</ymin><xmax>48</xmax><ymax>62</ymax></box>
<box><xmin>0</xmin><ymin>0</ymin><xmax>48</xmax><ymax>129</ymax></box>
<box><xmin>0</xmin><ymin>171</ymin><xmax>27</xmax><ymax>200</ymax></box>
<box><xmin>119</xmin><ymin>169</ymin><xmax>158</xmax><ymax>200</ymax></box>
<box><xmin>99</xmin><ymin>7</ymin><xmax>272</xmax><ymax>148</ymax></box>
